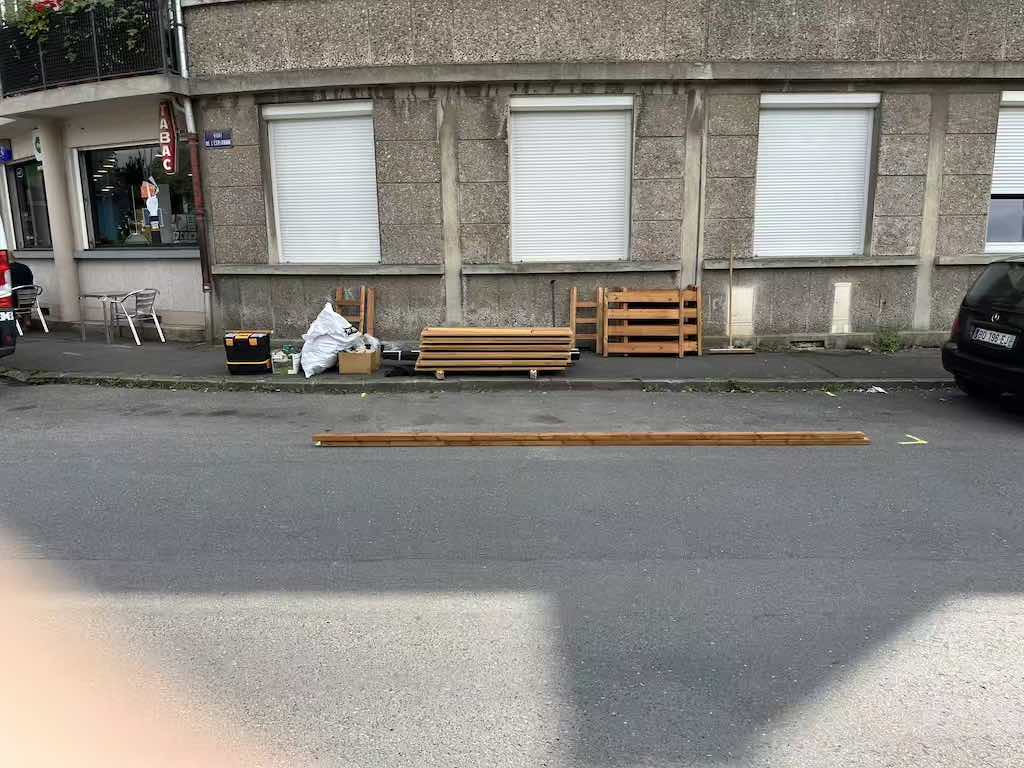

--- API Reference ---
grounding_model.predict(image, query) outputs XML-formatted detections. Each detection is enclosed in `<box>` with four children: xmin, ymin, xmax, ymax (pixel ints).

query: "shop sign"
<box><xmin>203</xmin><ymin>129</ymin><xmax>233</xmax><ymax>149</ymax></box>
<box><xmin>32</xmin><ymin>130</ymin><xmax>43</xmax><ymax>162</ymax></box>
<box><xmin>0</xmin><ymin>140</ymin><xmax>12</xmax><ymax>164</ymax></box>
<box><xmin>159</xmin><ymin>101</ymin><xmax>178</xmax><ymax>175</ymax></box>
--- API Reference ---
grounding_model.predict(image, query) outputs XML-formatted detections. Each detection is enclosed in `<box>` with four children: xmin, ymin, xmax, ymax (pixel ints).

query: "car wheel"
<box><xmin>955</xmin><ymin>375</ymin><xmax>991</xmax><ymax>398</ymax></box>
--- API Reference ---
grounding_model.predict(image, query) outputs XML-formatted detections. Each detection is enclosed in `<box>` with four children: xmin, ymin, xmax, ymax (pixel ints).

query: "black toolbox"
<box><xmin>224</xmin><ymin>330</ymin><xmax>273</xmax><ymax>374</ymax></box>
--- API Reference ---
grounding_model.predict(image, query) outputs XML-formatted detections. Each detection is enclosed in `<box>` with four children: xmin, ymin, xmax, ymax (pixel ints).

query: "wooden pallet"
<box><xmin>416</xmin><ymin>327</ymin><xmax>574</xmax><ymax>378</ymax></box>
<box><xmin>335</xmin><ymin>285</ymin><xmax>375</xmax><ymax>336</ymax></box>
<box><xmin>314</xmin><ymin>431</ymin><xmax>872</xmax><ymax>447</ymax></box>
<box><xmin>602</xmin><ymin>287</ymin><xmax>702</xmax><ymax>357</ymax></box>
<box><xmin>570</xmin><ymin>287</ymin><xmax>605</xmax><ymax>354</ymax></box>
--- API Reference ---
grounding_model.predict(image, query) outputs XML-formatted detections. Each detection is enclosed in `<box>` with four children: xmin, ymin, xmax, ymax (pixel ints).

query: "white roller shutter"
<box><xmin>266</xmin><ymin>103</ymin><xmax>381</xmax><ymax>264</ymax></box>
<box><xmin>991</xmin><ymin>107</ymin><xmax>1024</xmax><ymax>195</ymax></box>
<box><xmin>510</xmin><ymin>107</ymin><xmax>631</xmax><ymax>262</ymax></box>
<box><xmin>753</xmin><ymin>107</ymin><xmax>874</xmax><ymax>258</ymax></box>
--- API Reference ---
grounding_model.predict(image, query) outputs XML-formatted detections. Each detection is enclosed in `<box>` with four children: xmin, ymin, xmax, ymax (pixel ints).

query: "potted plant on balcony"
<box><xmin>13</xmin><ymin>0</ymin><xmax>151</xmax><ymax>53</ymax></box>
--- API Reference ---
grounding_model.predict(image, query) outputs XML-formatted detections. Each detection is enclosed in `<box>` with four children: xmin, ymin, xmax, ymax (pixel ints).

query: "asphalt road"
<box><xmin>1</xmin><ymin>383</ymin><xmax>1022</xmax><ymax>767</ymax></box>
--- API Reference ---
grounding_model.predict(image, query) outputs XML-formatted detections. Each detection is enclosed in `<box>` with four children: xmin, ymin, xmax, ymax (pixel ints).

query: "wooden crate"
<box><xmin>416</xmin><ymin>327</ymin><xmax>574</xmax><ymax>378</ymax></box>
<box><xmin>602</xmin><ymin>287</ymin><xmax>702</xmax><ymax>357</ymax></box>
<box><xmin>570</xmin><ymin>287</ymin><xmax>605</xmax><ymax>354</ymax></box>
<box><xmin>335</xmin><ymin>285</ymin><xmax>375</xmax><ymax>336</ymax></box>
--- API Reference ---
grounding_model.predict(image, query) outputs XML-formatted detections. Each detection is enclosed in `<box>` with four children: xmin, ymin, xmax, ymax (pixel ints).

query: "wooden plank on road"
<box><xmin>313</xmin><ymin>431</ymin><xmax>872</xmax><ymax>447</ymax></box>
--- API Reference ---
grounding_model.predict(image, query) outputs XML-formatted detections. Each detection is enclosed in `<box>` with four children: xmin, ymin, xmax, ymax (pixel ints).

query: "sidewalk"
<box><xmin>0</xmin><ymin>331</ymin><xmax>952</xmax><ymax>393</ymax></box>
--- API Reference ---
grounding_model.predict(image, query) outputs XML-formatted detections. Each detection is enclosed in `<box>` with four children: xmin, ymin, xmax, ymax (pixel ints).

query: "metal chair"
<box><xmin>111</xmin><ymin>289</ymin><xmax>165</xmax><ymax>346</ymax></box>
<box><xmin>11</xmin><ymin>285</ymin><xmax>49</xmax><ymax>335</ymax></box>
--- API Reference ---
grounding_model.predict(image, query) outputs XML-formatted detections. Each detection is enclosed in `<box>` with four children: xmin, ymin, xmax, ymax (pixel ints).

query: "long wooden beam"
<box><xmin>313</xmin><ymin>431</ymin><xmax>871</xmax><ymax>447</ymax></box>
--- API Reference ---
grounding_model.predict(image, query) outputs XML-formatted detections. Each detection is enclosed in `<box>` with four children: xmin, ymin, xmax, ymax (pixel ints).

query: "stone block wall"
<box><xmin>702</xmin><ymin>92</ymin><xmax>759</xmax><ymax>262</ymax></box>
<box><xmin>936</xmin><ymin>91</ymin><xmax>1000</xmax><ymax>260</ymax></box>
<box><xmin>185</xmin><ymin>0</ymin><xmax>1020</xmax><ymax>78</ymax></box>
<box><xmin>374</xmin><ymin>96</ymin><xmax>444</xmax><ymax>264</ymax></box>
<box><xmin>199</xmin><ymin>95</ymin><xmax>267</xmax><ymax>265</ymax></box>
<box><xmin>455</xmin><ymin>91</ymin><xmax>509</xmax><ymax>264</ymax></box>
<box><xmin>872</xmin><ymin>93</ymin><xmax>931</xmax><ymax>257</ymax></box>
<box><xmin>631</xmin><ymin>91</ymin><xmax>687</xmax><ymax>263</ymax></box>
<box><xmin>217</xmin><ymin>274</ymin><xmax>445</xmax><ymax>339</ymax></box>
<box><xmin>462</xmin><ymin>271</ymin><xmax>676</xmax><ymax>328</ymax></box>
<box><xmin>701</xmin><ymin>266</ymin><xmax>916</xmax><ymax>338</ymax></box>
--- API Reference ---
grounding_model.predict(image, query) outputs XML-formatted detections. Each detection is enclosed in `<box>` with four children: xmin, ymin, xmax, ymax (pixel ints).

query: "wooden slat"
<box><xmin>574</xmin><ymin>333</ymin><xmax>597</xmax><ymax>341</ymax></box>
<box><xmin>420</xmin><ymin>345</ymin><xmax>573</xmax><ymax>352</ymax></box>
<box><xmin>416</xmin><ymin>359</ymin><xmax>570</xmax><ymax>368</ymax></box>
<box><xmin>605</xmin><ymin>341</ymin><xmax>681</xmax><ymax>354</ymax></box>
<box><xmin>575</xmin><ymin>301</ymin><xmax>597</xmax><ymax>309</ymax></box>
<box><xmin>422</xmin><ymin>327</ymin><xmax>572</xmax><ymax>337</ymax></box>
<box><xmin>418</xmin><ymin>351</ymin><xmax>572</xmax><ymax>359</ymax></box>
<box><xmin>605</xmin><ymin>323</ymin><xmax>681</xmax><ymax>337</ymax></box>
<box><xmin>605</xmin><ymin>308</ymin><xmax>680</xmax><ymax>320</ymax></box>
<box><xmin>419</xmin><ymin>339</ymin><xmax>572</xmax><ymax>346</ymax></box>
<box><xmin>314</xmin><ymin>430</ymin><xmax>872</xmax><ymax>447</ymax></box>
<box><xmin>606</xmin><ymin>290</ymin><xmax>682</xmax><ymax>302</ymax></box>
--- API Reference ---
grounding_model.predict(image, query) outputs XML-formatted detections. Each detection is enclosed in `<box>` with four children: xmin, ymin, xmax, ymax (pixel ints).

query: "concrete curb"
<box><xmin>0</xmin><ymin>367</ymin><xmax>954</xmax><ymax>394</ymax></box>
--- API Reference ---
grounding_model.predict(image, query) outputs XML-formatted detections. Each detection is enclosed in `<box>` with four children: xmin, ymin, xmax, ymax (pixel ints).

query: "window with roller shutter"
<box><xmin>264</xmin><ymin>102</ymin><xmax>381</xmax><ymax>264</ymax></box>
<box><xmin>508</xmin><ymin>96</ymin><xmax>633</xmax><ymax>263</ymax></box>
<box><xmin>752</xmin><ymin>93</ymin><xmax>878</xmax><ymax>259</ymax></box>
<box><xmin>987</xmin><ymin>101</ymin><xmax>1024</xmax><ymax>253</ymax></box>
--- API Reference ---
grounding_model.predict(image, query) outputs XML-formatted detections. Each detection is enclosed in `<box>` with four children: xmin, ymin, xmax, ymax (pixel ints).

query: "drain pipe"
<box><xmin>173</xmin><ymin>0</ymin><xmax>214</xmax><ymax>344</ymax></box>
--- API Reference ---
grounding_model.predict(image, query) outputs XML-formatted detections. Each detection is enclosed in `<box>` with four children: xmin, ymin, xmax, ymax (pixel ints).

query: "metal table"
<box><xmin>78</xmin><ymin>290</ymin><xmax>130</xmax><ymax>344</ymax></box>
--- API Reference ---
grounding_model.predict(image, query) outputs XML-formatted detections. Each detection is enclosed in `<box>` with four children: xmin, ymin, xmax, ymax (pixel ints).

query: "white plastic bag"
<box><xmin>300</xmin><ymin>303</ymin><xmax>360</xmax><ymax>378</ymax></box>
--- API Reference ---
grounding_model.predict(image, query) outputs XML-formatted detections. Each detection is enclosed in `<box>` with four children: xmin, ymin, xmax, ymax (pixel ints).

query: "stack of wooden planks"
<box><xmin>314</xmin><ymin>431</ymin><xmax>872</xmax><ymax>447</ymax></box>
<box><xmin>415</xmin><ymin>327</ymin><xmax>574</xmax><ymax>378</ymax></box>
<box><xmin>603</xmin><ymin>287</ymin><xmax>702</xmax><ymax>357</ymax></box>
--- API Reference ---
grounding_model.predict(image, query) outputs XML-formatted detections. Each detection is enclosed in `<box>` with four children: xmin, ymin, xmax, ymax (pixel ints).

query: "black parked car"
<box><xmin>942</xmin><ymin>257</ymin><xmax>1024</xmax><ymax>396</ymax></box>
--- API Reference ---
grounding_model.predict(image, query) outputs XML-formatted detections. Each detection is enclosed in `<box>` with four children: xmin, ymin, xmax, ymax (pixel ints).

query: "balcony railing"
<box><xmin>0</xmin><ymin>0</ymin><xmax>180</xmax><ymax>98</ymax></box>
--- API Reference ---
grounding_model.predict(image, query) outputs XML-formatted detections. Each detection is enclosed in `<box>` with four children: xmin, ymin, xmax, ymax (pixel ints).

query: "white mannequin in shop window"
<box><xmin>140</xmin><ymin>176</ymin><xmax>162</xmax><ymax>245</ymax></box>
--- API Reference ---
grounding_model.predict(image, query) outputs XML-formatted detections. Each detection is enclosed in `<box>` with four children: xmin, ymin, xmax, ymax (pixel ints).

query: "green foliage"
<box><xmin>14</xmin><ymin>0</ymin><xmax>117</xmax><ymax>41</ymax></box>
<box><xmin>871</xmin><ymin>327</ymin><xmax>904</xmax><ymax>355</ymax></box>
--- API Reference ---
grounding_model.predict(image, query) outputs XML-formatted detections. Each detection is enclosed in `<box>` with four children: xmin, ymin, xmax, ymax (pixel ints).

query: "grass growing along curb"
<box><xmin>872</xmin><ymin>327</ymin><xmax>904</xmax><ymax>355</ymax></box>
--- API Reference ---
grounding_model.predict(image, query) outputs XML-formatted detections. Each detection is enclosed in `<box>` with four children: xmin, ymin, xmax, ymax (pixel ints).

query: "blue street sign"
<box><xmin>203</xmin><ymin>129</ymin><xmax>234</xmax><ymax>149</ymax></box>
<box><xmin>0</xmin><ymin>145</ymin><xmax>13</xmax><ymax>164</ymax></box>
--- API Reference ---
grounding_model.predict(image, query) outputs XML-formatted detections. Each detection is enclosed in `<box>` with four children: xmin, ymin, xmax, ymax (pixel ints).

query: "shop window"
<box><xmin>5</xmin><ymin>159</ymin><xmax>52</xmax><ymax>249</ymax></box>
<box><xmin>264</xmin><ymin>101</ymin><xmax>381</xmax><ymax>264</ymax></box>
<box><xmin>78</xmin><ymin>144</ymin><xmax>196</xmax><ymax>248</ymax></box>
<box><xmin>753</xmin><ymin>93</ymin><xmax>878</xmax><ymax>258</ymax></box>
<box><xmin>509</xmin><ymin>95</ymin><xmax>633</xmax><ymax>262</ymax></box>
<box><xmin>987</xmin><ymin>105</ymin><xmax>1024</xmax><ymax>253</ymax></box>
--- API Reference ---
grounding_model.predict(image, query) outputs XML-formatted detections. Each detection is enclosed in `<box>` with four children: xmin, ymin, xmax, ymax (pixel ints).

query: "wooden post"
<box><xmin>696</xmin><ymin>285</ymin><xmax>703</xmax><ymax>356</ymax></box>
<box><xmin>601</xmin><ymin>287</ymin><xmax>610</xmax><ymax>358</ymax></box>
<box><xmin>678</xmin><ymin>288</ymin><xmax>686</xmax><ymax>358</ymax></box>
<box><xmin>569</xmin><ymin>286</ymin><xmax>578</xmax><ymax>346</ymax></box>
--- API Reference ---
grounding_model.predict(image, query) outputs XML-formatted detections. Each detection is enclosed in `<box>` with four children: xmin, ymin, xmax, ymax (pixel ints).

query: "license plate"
<box><xmin>972</xmin><ymin>327</ymin><xmax>1017</xmax><ymax>348</ymax></box>
<box><xmin>0</xmin><ymin>310</ymin><xmax>13</xmax><ymax>322</ymax></box>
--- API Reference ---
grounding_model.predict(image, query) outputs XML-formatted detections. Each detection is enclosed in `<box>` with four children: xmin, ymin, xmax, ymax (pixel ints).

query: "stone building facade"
<box><xmin>175</xmin><ymin>0</ymin><xmax>1024</xmax><ymax>343</ymax></box>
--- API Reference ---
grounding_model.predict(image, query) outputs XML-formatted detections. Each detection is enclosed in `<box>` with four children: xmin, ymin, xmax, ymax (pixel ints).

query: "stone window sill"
<box><xmin>76</xmin><ymin>248</ymin><xmax>200</xmax><ymax>260</ymax></box>
<box><xmin>462</xmin><ymin>261</ymin><xmax>679</xmax><ymax>275</ymax></box>
<box><xmin>212</xmin><ymin>263</ymin><xmax>445</xmax><ymax>276</ymax></box>
<box><xmin>702</xmin><ymin>256</ymin><xmax>918</xmax><ymax>270</ymax></box>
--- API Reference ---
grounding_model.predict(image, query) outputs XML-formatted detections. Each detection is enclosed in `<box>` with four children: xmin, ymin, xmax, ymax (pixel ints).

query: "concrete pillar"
<box><xmin>438</xmin><ymin>95</ymin><xmax>464</xmax><ymax>325</ymax></box>
<box><xmin>679</xmin><ymin>86</ymin><xmax>705</xmax><ymax>288</ymax></box>
<box><xmin>912</xmin><ymin>91</ymin><xmax>948</xmax><ymax>332</ymax></box>
<box><xmin>37</xmin><ymin>120</ymin><xmax>80</xmax><ymax>322</ymax></box>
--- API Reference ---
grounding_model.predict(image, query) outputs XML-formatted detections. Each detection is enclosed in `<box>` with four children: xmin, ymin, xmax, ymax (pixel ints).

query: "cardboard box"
<box><xmin>339</xmin><ymin>347</ymin><xmax>381</xmax><ymax>375</ymax></box>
